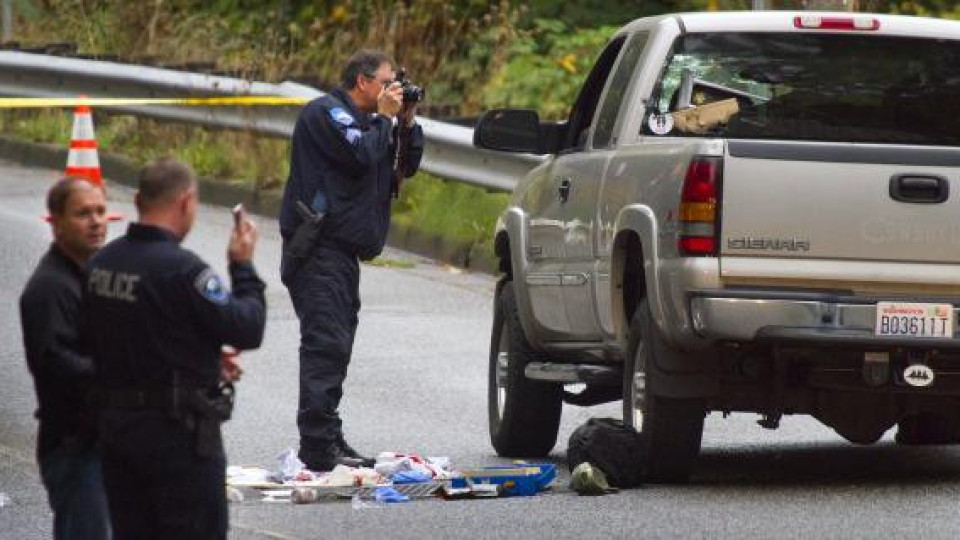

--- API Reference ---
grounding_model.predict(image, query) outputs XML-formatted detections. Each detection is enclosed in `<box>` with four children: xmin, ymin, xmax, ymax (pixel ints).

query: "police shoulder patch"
<box><xmin>345</xmin><ymin>127</ymin><xmax>362</xmax><ymax>144</ymax></box>
<box><xmin>194</xmin><ymin>268</ymin><xmax>229</xmax><ymax>305</ymax></box>
<box><xmin>329</xmin><ymin>107</ymin><xmax>355</xmax><ymax>127</ymax></box>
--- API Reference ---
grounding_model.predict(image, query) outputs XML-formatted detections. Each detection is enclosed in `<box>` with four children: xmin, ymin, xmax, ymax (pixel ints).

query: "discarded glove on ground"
<box><xmin>569</xmin><ymin>462</ymin><xmax>619</xmax><ymax>496</ymax></box>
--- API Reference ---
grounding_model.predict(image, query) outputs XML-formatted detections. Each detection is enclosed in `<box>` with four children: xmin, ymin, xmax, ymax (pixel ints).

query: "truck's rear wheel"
<box><xmin>623</xmin><ymin>299</ymin><xmax>705</xmax><ymax>483</ymax></box>
<box><xmin>488</xmin><ymin>280</ymin><xmax>562</xmax><ymax>456</ymax></box>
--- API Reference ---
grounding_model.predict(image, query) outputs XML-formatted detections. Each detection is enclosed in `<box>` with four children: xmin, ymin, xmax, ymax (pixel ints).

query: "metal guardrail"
<box><xmin>0</xmin><ymin>50</ymin><xmax>541</xmax><ymax>191</ymax></box>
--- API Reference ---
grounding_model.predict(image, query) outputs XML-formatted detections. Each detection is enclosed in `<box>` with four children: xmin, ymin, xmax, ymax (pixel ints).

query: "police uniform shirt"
<box><xmin>85</xmin><ymin>223</ymin><xmax>266</xmax><ymax>389</ymax></box>
<box><xmin>279</xmin><ymin>86</ymin><xmax>424</xmax><ymax>260</ymax></box>
<box><xmin>19</xmin><ymin>244</ymin><xmax>98</xmax><ymax>455</ymax></box>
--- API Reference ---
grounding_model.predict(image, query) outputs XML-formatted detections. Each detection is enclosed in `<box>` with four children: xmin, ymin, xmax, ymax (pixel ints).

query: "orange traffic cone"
<box><xmin>65</xmin><ymin>102</ymin><xmax>102</xmax><ymax>185</ymax></box>
<box><xmin>57</xmin><ymin>99</ymin><xmax>123</xmax><ymax>222</ymax></box>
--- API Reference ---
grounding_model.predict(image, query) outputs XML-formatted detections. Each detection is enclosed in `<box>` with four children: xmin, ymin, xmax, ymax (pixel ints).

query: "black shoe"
<box><xmin>299</xmin><ymin>443</ymin><xmax>367</xmax><ymax>471</ymax></box>
<box><xmin>336</xmin><ymin>436</ymin><xmax>374</xmax><ymax>467</ymax></box>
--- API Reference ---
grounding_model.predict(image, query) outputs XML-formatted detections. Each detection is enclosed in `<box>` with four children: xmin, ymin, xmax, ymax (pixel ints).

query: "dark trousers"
<box><xmin>287</xmin><ymin>243</ymin><xmax>360</xmax><ymax>445</ymax></box>
<box><xmin>99</xmin><ymin>410</ymin><xmax>226</xmax><ymax>540</ymax></box>
<box><xmin>38</xmin><ymin>438</ymin><xmax>111</xmax><ymax>540</ymax></box>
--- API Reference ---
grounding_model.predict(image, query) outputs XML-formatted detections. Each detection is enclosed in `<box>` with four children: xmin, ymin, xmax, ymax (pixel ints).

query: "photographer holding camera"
<box><xmin>279</xmin><ymin>49</ymin><xmax>424</xmax><ymax>470</ymax></box>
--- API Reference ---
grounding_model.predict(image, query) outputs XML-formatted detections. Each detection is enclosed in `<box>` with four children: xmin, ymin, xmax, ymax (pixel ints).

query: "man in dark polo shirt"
<box><xmin>19</xmin><ymin>177</ymin><xmax>110</xmax><ymax>540</ymax></box>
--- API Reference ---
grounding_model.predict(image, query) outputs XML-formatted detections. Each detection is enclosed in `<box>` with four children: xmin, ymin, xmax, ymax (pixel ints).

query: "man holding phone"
<box><xmin>84</xmin><ymin>157</ymin><xmax>266</xmax><ymax>539</ymax></box>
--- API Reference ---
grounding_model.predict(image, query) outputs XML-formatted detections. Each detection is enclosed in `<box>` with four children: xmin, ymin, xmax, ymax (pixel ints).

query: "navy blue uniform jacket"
<box><xmin>84</xmin><ymin>223</ymin><xmax>266</xmax><ymax>389</ymax></box>
<box><xmin>279</xmin><ymin>87</ymin><xmax>424</xmax><ymax>261</ymax></box>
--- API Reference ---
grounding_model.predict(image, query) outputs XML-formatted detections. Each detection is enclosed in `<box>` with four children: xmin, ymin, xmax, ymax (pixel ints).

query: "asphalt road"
<box><xmin>3</xmin><ymin>160</ymin><xmax>960</xmax><ymax>539</ymax></box>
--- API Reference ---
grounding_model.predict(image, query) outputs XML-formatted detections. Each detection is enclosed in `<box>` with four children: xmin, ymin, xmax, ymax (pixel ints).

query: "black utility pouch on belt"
<box><xmin>186</xmin><ymin>382</ymin><xmax>235</xmax><ymax>459</ymax></box>
<box><xmin>281</xmin><ymin>201</ymin><xmax>325</xmax><ymax>285</ymax></box>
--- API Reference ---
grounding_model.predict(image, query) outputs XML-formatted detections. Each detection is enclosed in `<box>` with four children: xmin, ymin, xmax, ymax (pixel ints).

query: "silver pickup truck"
<box><xmin>474</xmin><ymin>11</ymin><xmax>960</xmax><ymax>482</ymax></box>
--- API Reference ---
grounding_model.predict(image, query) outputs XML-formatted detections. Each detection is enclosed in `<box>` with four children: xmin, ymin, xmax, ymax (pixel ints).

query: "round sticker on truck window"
<box><xmin>903</xmin><ymin>364</ymin><xmax>934</xmax><ymax>387</ymax></box>
<box><xmin>648</xmin><ymin>113</ymin><xmax>674</xmax><ymax>135</ymax></box>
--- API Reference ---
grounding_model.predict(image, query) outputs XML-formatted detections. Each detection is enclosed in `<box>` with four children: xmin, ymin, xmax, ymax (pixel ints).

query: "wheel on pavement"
<box><xmin>488</xmin><ymin>280</ymin><xmax>562</xmax><ymax>457</ymax></box>
<box><xmin>622</xmin><ymin>299</ymin><xmax>705</xmax><ymax>483</ymax></box>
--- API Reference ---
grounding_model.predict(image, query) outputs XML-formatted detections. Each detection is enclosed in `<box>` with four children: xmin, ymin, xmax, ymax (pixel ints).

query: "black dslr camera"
<box><xmin>394</xmin><ymin>68</ymin><xmax>424</xmax><ymax>103</ymax></box>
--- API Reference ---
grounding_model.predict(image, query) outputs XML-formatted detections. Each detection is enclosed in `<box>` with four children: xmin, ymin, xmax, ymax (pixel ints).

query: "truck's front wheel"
<box><xmin>623</xmin><ymin>299</ymin><xmax>705</xmax><ymax>483</ymax></box>
<box><xmin>488</xmin><ymin>280</ymin><xmax>562</xmax><ymax>457</ymax></box>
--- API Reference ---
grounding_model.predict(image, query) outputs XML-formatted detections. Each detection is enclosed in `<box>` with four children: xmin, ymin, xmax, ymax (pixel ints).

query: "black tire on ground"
<box><xmin>488</xmin><ymin>280</ymin><xmax>562</xmax><ymax>457</ymax></box>
<box><xmin>896</xmin><ymin>414</ymin><xmax>960</xmax><ymax>445</ymax></box>
<box><xmin>622</xmin><ymin>299</ymin><xmax>705</xmax><ymax>483</ymax></box>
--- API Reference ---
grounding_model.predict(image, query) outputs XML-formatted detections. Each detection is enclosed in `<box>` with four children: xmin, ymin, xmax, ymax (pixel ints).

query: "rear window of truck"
<box><xmin>649</xmin><ymin>32</ymin><xmax>960</xmax><ymax>146</ymax></box>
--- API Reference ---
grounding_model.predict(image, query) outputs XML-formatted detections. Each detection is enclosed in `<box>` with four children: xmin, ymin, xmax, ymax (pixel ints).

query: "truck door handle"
<box><xmin>890</xmin><ymin>174</ymin><xmax>949</xmax><ymax>204</ymax></box>
<box><xmin>557</xmin><ymin>177</ymin><xmax>572</xmax><ymax>203</ymax></box>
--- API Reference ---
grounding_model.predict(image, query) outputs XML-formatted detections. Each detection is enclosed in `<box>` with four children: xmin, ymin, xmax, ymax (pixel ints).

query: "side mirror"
<box><xmin>474</xmin><ymin>109</ymin><xmax>544</xmax><ymax>154</ymax></box>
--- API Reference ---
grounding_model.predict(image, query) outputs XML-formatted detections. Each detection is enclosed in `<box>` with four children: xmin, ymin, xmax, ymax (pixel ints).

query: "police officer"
<box><xmin>279</xmin><ymin>50</ymin><xmax>424</xmax><ymax>470</ymax></box>
<box><xmin>84</xmin><ymin>158</ymin><xmax>265</xmax><ymax>540</ymax></box>
<box><xmin>19</xmin><ymin>177</ymin><xmax>110</xmax><ymax>540</ymax></box>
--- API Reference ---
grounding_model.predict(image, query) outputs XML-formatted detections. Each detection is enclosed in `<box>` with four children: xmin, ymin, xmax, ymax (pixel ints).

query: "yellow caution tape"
<box><xmin>0</xmin><ymin>96</ymin><xmax>310</xmax><ymax>108</ymax></box>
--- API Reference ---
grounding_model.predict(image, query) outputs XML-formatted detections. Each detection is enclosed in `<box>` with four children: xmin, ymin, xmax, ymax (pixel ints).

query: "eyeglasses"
<box><xmin>364</xmin><ymin>73</ymin><xmax>393</xmax><ymax>88</ymax></box>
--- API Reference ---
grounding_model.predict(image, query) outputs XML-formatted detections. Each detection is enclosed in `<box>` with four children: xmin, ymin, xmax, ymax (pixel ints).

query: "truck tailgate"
<box><xmin>720</xmin><ymin>141</ymin><xmax>960</xmax><ymax>290</ymax></box>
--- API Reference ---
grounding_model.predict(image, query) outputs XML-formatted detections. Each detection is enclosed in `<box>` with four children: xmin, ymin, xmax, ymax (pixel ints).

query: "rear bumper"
<box><xmin>689</xmin><ymin>290</ymin><xmax>960</xmax><ymax>349</ymax></box>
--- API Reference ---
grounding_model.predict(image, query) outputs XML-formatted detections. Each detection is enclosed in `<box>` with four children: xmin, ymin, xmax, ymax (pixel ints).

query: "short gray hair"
<box><xmin>341</xmin><ymin>50</ymin><xmax>395</xmax><ymax>89</ymax></box>
<box><xmin>136</xmin><ymin>157</ymin><xmax>196</xmax><ymax>211</ymax></box>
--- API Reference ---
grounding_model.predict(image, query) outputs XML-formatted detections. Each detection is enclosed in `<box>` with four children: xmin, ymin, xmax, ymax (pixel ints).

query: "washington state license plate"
<box><xmin>875</xmin><ymin>302</ymin><xmax>954</xmax><ymax>338</ymax></box>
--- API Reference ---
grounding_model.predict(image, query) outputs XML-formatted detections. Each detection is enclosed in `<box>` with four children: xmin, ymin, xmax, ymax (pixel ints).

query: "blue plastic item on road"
<box><xmin>374</xmin><ymin>486</ymin><xmax>410</xmax><ymax>503</ymax></box>
<box><xmin>391</xmin><ymin>470</ymin><xmax>433</xmax><ymax>484</ymax></box>
<box><xmin>452</xmin><ymin>463</ymin><xmax>557</xmax><ymax>497</ymax></box>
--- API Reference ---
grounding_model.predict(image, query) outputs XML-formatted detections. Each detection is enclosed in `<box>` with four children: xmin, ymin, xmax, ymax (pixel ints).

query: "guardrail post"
<box><xmin>1</xmin><ymin>0</ymin><xmax>12</xmax><ymax>42</ymax></box>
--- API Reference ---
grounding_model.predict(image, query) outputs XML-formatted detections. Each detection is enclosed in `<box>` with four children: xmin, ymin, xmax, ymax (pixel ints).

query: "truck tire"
<box><xmin>622</xmin><ymin>299</ymin><xmax>704</xmax><ymax>483</ymax></box>
<box><xmin>488</xmin><ymin>280</ymin><xmax>562</xmax><ymax>457</ymax></box>
<box><xmin>896</xmin><ymin>414</ymin><xmax>960</xmax><ymax>445</ymax></box>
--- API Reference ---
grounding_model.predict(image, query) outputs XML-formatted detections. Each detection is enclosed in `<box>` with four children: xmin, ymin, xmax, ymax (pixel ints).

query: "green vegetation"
<box><xmin>393</xmin><ymin>173</ymin><xmax>510</xmax><ymax>252</ymax></box>
<box><xmin>0</xmin><ymin>109</ymin><xmax>288</xmax><ymax>190</ymax></box>
<box><xmin>480</xmin><ymin>20</ymin><xmax>617</xmax><ymax>120</ymax></box>
<box><xmin>364</xmin><ymin>257</ymin><xmax>417</xmax><ymax>269</ymax></box>
<box><xmin>5</xmin><ymin>0</ymin><xmax>960</xmax><ymax>267</ymax></box>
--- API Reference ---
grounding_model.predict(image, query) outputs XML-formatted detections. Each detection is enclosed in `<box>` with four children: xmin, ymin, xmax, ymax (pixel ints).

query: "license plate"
<box><xmin>875</xmin><ymin>302</ymin><xmax>954</xmax><ymax>338</ymax></box>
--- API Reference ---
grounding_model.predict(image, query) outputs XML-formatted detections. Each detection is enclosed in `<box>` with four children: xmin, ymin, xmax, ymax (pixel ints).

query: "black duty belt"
<box><xmin>101</xmin><ymin>382</ymin><xmax>234</xmax><ymax>459</ymax></box>
<box><xmin>101</xmin><ymin>387</ymin><xmax>176</xmax><ymax>410</ymax></box>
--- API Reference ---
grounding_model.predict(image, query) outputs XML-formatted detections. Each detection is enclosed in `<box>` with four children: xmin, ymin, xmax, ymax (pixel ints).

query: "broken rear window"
<box><xmin>649</xmin><ymin>32</ymin><xmax>960</xmax><ymax>146</ymax></box>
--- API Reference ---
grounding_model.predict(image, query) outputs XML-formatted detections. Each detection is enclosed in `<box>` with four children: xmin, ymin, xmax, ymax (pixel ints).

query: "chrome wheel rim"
<box><xmin>630</xmin><ymin>339</ymin><xmax>647</xmax><ymax>431</ymax></box>
<box><xmin>496</xmin><ymin>329</ymin><xmax>509</xmax><ymax>421</ymax></box>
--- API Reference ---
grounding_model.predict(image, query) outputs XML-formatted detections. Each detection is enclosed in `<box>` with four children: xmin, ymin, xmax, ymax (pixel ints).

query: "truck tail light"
<box><xmin>678</xmin><ymin>156</ymin><xmax>721</xmax><ymax>256</ymax></box>
<box><xmin>793</xmin><ymin>16</ymin><xmax>880</xmax><ymax>31</ymax></box>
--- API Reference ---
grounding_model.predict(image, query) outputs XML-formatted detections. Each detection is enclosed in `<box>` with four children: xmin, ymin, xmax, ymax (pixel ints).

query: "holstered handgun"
<box><xmin>189</xmin><ymin>382</ymin><xmax>235</xmax><ymax>459</ymax></box>
<box><xmin>281</xmin><ymin>201</ymin><xmax>325</xmax><ymax>285</ymax></box>
<box><xmin>287</xmin><ymin>201</ymin><xmax>325</xmax><ymax>260</ymax></box>
<box><xmin>169</xmin><ymin>373</ymin><xmax>235</xmax><ymax>459</ymax></box>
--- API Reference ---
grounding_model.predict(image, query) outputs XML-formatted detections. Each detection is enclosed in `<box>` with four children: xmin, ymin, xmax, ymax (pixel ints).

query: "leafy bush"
<box><xmin>393</xmin><ymin>173</ymin><xmax>510</xmax><ymax>248</ymax></box>
<box><xmin>478</xmin><ymin>19</ymin><xmax>617</xmax><ymax>120</ymax></box>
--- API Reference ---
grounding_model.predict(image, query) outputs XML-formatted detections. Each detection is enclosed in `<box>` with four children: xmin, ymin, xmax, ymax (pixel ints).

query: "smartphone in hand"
<box><xmin>232</xmin><ymin>203</ymin><xmax>245</xmax><ymax>228</ymax></box>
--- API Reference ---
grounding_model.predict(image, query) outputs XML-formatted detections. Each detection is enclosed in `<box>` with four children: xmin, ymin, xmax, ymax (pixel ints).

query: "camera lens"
<box><xmin>402</xmin><ymin>84</ymin><xmax>424</xmax><ymax>103</ymax></box>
